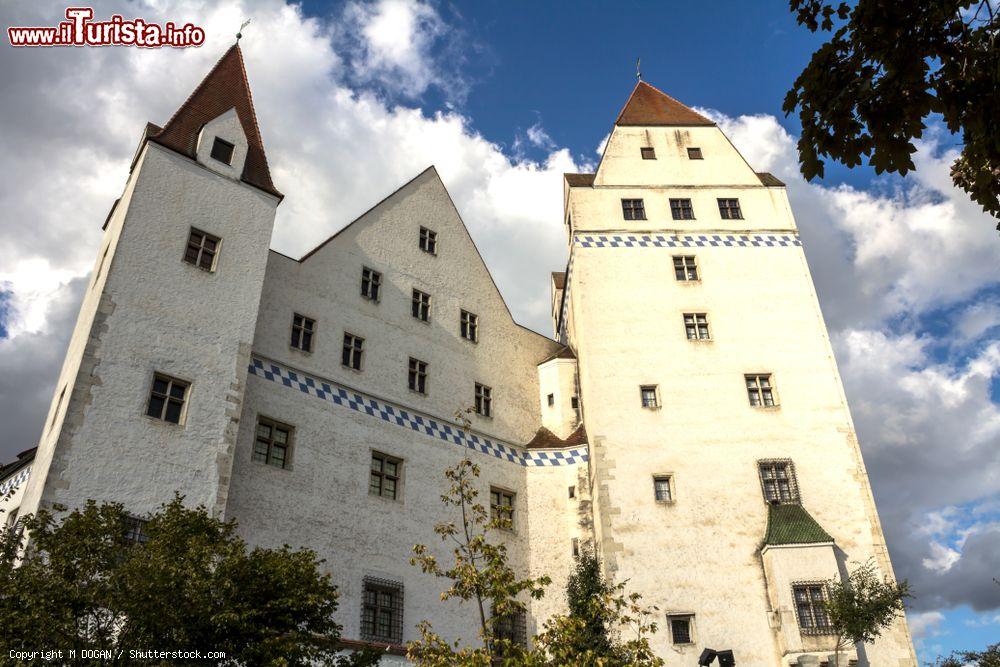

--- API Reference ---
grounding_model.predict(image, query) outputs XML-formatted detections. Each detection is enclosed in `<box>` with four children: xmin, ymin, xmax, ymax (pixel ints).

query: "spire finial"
<box><xmin>636</xmin><ymin>57</ymin><xmax>642</xmax><ymax>81</ymax></box>
<box><xmin>236</xmin><ymin>18</ymin><xmax>251</xmax><ymax>43</ymax></box>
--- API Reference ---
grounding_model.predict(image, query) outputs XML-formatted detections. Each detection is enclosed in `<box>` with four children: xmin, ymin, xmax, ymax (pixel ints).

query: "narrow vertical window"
<box><xmin>361</xmin><ymin>267</ymin><xmax>382</xmax><ymax>301</ymax></box>
<box><xmin>146</xmin><ymin>373</ymin><xmax>189</xmax><ymax>424</ymax></box>
<box><xmin>669</xmin><ymin>198</ymin><xmax>695</xmax><ymax>220</ymax></box>
<box><xmin>210</xmin><ymin>137</ymin><xmax>235</xmax><ymax>165</ymax></box>
<box><xmin>253</xmin><ymin>417</ymin><xmax>293</xmax><ymax>469</ymax></box>
<box><xmin>672</xmin><ymin>255</ymin><xmax>698</xmax><ymax>281</ymax></box>
<box><xmin>370</xmin><ymin>452</ymin><xmax>402</xmax><ymax>500</ymax></box>
<box><xmin>411</xmin><ymin>289</ymin><xmax>431</xmax><ymax>322</ymax></box>
<box><xmin>290</xmin><ymin>314</ymin><xmax>315</xmax><ymax>352</ymax></box>
<box><xmin>718</xmin><ymin>198</ymin><xmax>743</xmax><ymax>219</ymax></box>
<box><xmin>475</xmin><ymin>383</ymin><xmax>492</xmax><ymax>417</ymax></box>
<box><xmin>183</xmin><ymin>228</ymin><xmax>220</xmax><ymax>271</ymax></box>
<box><xmin>460</xmin><ymin>310</ymin><xmax>479</xmax><ymax>342</ymax></box>
<box><xmin>683</xmin><ymin>313</ymin><xmax>710</xmax><ymax>340</ymax></box>
<box><xmin>408</xmin><ymin>358</ymin><xmax>427</xmax><ymax>394</ymax></box>
<box><xmin>653</xmin><ymin>476</ymin><xmax>672</xmax><ymax>502</ymax></box>
<box><xmin>419</xmin><ymin>227</ymin><xmax>437</xmax><ymax>254</ymax></box>
<box><xmin>746</xmin><ymin>374</ymin><xmax>776</xmax><ymax>407</ymax></box>
<box><xmin>640</xmin><ymin>385</ymin><xmax>659</xmax><ymax>409</ymax></box>
<box><xmin>758</xmin><ymin>460</ymin><xmax>799</xmax><ymax>504</ymax></box>
<box><xmin>640</xmin><ymin>147</ymin><xmax>656</xmax><ymax>159</ymax></box>
<box><xmin>547</xmin><ymin>393</ymin><xmax>555</xmax><ymax>407</ymax></box>
<box><xmin>490</xmin><ymin>488</ymin><xmax>515</xmax><ymax>529</ymax></box>
<box><xmin>568</xmin><ymin>485</ymin><xmax>576</xmax><ymax>499</ymax></box>
<box><xmin>687</xmin><ymin>147</ymin><xmax>703</xmax><ymax>159</ymax></box>
<box><xmin>342</xmin><ymin>332</ymin><xmax>364</xmax><ymax>371</ymax></box>
<box><xmin>621</xmin><ymin>199</ymin><xmax>646</xmax><ymax>220</ymax></box>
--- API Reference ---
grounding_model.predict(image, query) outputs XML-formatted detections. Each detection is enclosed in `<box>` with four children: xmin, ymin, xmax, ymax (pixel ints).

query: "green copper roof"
<box><xmin>763</xmin><ymin>503</ymin><xmax>834</xmax><ymax>546</ymax></box>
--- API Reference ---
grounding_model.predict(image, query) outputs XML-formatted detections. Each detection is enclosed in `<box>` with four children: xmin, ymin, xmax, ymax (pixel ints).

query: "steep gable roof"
<box><xmin>149</xmin><ymin>45</ymin><xmax>281</xmax><ymax>199</ymax></box>
<box><xmin>615</xmin><ymin>81</ymin><xmax>715</xmax><ymax>127</ymax></box>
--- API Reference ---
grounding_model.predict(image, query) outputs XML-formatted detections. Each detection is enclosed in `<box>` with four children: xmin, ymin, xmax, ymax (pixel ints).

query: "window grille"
<box><xmin>669</xmin><ymin>615</ymin><xmax>693</xmax><ymax>644</ymax></box>
<box><xmin>493</xmin><ymin>608</ymin><xmax>527</xmax><ymax>648</ymax></box>
<box><xmin>361</xmin><ymin>577</ymin><xmax>404</xmax><ymax>644</ymax></box>
<box><xmin>758</xmin><ymin>459</ymin><xmax>799</xmax><ymax>504</ymax></box>
<box><xmin>793</xmin><ymin>583</ymin><xmax>834</xmax><ymax>635</ymax></box>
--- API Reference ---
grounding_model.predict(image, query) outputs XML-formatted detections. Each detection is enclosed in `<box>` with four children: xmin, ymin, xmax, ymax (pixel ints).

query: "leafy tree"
<box><xmin>784</xmin><ymin>1</ymin><xmax>1000</xmax><ymax>225</ymax></box>
<box><xmin>935</xmin><ymin>642</ymin><xmax>1000</xmax><ymax>667</ymax></box>
<box><xmin>562</xmin><ymin>550</ymin><xmax>615</xmax><ymax>657</ymax></box>
<box><xmin>823</xmin><ymin>559</ymin><xmax>911</xmax><ymax>666</ymax></box>
<box><xmin>0</xmin><ymin>497</ymin><xmax>380</xmax><ymax>666</ymax></box>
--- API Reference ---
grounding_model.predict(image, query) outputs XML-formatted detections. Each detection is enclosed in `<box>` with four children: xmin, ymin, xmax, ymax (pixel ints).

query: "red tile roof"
<box><xmin>525</xmin><ymin>425</ymin><xmax>587</xmax><ymax>449</ymax></box>
<box><xmin>149</xmin><ymin>45</ymin><xmax>281</xmax><ymax>199</ymax></box>
<box><xmin>615</xmin><ymin>81</ymin><xmax>715</xmax><ymax>127</ymax></box>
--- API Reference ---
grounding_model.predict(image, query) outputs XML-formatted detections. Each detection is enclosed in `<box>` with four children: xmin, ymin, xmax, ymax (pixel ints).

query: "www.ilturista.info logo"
<box><xmin>7</xmin><ymin>7</ymin><xmax>205</xmax><ymax>48</ymax></box>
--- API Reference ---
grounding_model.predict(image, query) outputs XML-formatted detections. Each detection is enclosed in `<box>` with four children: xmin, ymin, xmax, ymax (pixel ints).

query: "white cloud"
<box><xmin>923</xmin><ymin>541</ymin><xmax>962</xmax><ymax>573</ymax></box>
<box><xmin>908</xmin><ymin>610</ymin><xmax>946</xmax><ymax>639</ymax></box>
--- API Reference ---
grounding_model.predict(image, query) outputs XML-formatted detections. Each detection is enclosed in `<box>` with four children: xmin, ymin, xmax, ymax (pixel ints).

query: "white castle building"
<box><xmin>7</xmin><ymin>45</ymin><xmax>917</xmax><ymax>665</ymax></box>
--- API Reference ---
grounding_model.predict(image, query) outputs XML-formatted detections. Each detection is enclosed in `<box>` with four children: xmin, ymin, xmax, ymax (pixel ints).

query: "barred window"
<box><xmin>490</xmin><ymin>488</ymin><xmax>515</xmax><ymax>528</ymax></box>
<box><xmin>687</xmin><ymin>147</ymin><xmax>703</xmax><ymax>160</ymax></box>
<box><xmin>290</xmin><ymin>313</ymin><xmax>315</xmax><ymax>352</ymax></box>
<box><xmin>640</xmin><ymin>385</ymin><xmax>659</xmax><ymax>409</ymax></box>
<box><xmin>493</xmin><ymin>608</ymin><xmax>527</xmax><ymax>648</ymax></box>
<box><xmin>746</xmin><ymin>374</ymin><xmax>776</xmax><ymax>407</ymax></box>
<box><xmin>361</xmin><ymin>267</ymin><xmax>382</xmax><ymax>301</ymax></box>
<box><xmin>669</xmin><ymin>615</ymin><xmax>693</xmax><ymax>644</ymax></box>
<box><xmin>408</xmin><ymin>358</ymin><xmax>427</xmax><ymax>394</ymax></box>
<box><xmin>361</xmin><ymin>577</ymin><xmax>404</xmax><ymax>645</ymax></box>
<box><xmin>253</xmin><ymin>417</ymin><xmax>292</xmax><ymax>469</ymax></box>
<box><xmin>411</xmin><ymin>289</ymin><xmax>431</xmax><ymax>322</ymax></box>
<box><xmin>621</xmin><ymin>199</ymin><xmax>646</xmax><ymax>220</ymax></box>
<box><xmin>419</xmin><ymin>226</ymin><xmax>437</xmax><ymax>255</ymax></box>
<box><xmin>475</xmin><ymin>383</ymin><xmax>492</xmax><ymax>417</ymax></box>
<box><xmin>640</xmin><ymin>146</ymin><xmax>656</xmax><ymax>160</ymax></box>
<box><xmin>793</xmin><ymin>584</ymin><xmax>833</xmax><ymax>634</ymax></box>
<box><xmin>683</xmin><ymin>313</ymin><xmax>710</xmax><ymax>340</ymax></box>
<box><xmin>673</xmin><ymin>255</ymin><xmax>698</xmax><ymax>281</ymax></box>
<box><xmin>370</xmin><ymin>452</ymin><xmax>401</xmax><ymax>500</ymax></box>
<box><xmin>210</xmin><ymin>137</ymin><xmax>235</xmax><ymax>165</ymax></box>
<box><xmin>123</xmin><ymin>516</ymin><xmax>149</xmax><ymax>544</ymax></box>
<box><xmin>653</xmin><ymin>476</ymin><xmax>672</xmax><ymax>502</ymax></box>
<box><xmin>183</xmin><ymin>228</ymin><xmax>220</xmax><ymax>271</ymax></box>
<box><xmin>146</xmin><ymin>373</ymin><xmax>189</xmax><ymax>424</ymax></box>
<box><xmin>718</xmin><ymin>198</ymin><xmax>743</xmax><ymax>220</ymax></box>
<box><xmin>669</xmin><ymin>198</ymin><xmax>695</xmax><ymax>220</ymax></box>
<box><xmin>342</xmin><ymin>332</ymin><xmax>364</xmax><ymax>371</ymax></box>
<box><xmin>758</xmin><ymin>459</ymin><xmax>798</xmax><ymax>504</ymax></box>
<box><xmin>461</xmin><ymin>310</ymin><xmax>479</xmax><ymax>342</ymax></box>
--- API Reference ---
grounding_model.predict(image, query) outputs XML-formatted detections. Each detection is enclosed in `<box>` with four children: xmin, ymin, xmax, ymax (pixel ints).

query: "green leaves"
<box><xmin>823</xmin><ymin>559</ymin><xmax>910</xmax><ymax>662</ymax></box>
<box><xmin>786</xmin><ymin>0</ymin><xmax>1000</xmax><ymax>225</ymax></box>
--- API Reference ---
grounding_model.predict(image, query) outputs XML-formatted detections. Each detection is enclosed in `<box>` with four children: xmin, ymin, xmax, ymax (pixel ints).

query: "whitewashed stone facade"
<box><xmin>10</xmin><ymin>47</ymin><xmax>916</xmax><ymax>666</ymax></box>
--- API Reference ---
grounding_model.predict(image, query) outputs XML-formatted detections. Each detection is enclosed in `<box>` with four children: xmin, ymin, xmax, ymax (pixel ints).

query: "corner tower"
<box><xmin>558</xmin><ymin>81</ymin><xmax>916</xmax><ymax>666</ymax></box>
<box><xmin>19</xmin><ymin>45</ymin><xmax>281</xmax><ymax>523</ymax></box>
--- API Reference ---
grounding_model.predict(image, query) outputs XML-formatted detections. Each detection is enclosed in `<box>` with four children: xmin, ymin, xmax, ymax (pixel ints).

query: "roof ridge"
<box><xmin>614</xmin><ymin>80</ymin><xmax>715</xmax><ymax>127</ymax></box>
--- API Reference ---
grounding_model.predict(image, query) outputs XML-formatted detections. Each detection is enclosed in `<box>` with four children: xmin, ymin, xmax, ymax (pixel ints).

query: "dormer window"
<box><xmin>210</xmin><ymin>137</ymin><xmax>235</xmax><ymax>165</ymax></box>
<box><xmin>640</xmin><ymin>147</ymin><xmax>656</xmax><ymax>160</ymax></box>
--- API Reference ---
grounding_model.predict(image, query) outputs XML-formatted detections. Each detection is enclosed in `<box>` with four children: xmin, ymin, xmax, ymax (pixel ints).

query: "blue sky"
<box><xmin>0</xmin><ymin>1</ymin><xmax>997</xmax><ymax>663</ymax></box>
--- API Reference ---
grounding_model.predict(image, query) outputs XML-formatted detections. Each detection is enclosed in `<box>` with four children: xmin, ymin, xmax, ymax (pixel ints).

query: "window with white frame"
<box><xmin>683</xmin><ymin>313</ymin><xmax>710</xmax><ymax>340</ymax></box>
<box><xmin>746</xmin><ymin>374</ymin><xmax>776</xmax><ymax>407</ymax></box>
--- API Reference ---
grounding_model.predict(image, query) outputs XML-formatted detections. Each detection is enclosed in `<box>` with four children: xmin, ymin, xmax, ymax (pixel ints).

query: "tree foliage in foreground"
<box><xmin>784</xmin><ymin>0</ymin><xmax>1000</xmax><ymax>225</ymax></box>
<box><xmin>934</xmin><ymin>642</ymin><xmax>1000</xmax><ymax>667</ymax></box>
<box><xmin>407</xmin><ymin>457</ymin><xmax>662</xmax><ymax>666</ymax></box>
<box><xmin>0</xmin><ymin>497</ymin><xmax>379</xmax><ymax>667</ymax></box>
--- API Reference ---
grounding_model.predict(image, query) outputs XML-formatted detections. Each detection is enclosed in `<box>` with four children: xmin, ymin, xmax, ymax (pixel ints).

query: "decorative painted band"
<box><xmin>247</xmin><ymin>358</ymin><xmax>588</xmax><ymax>467</ymax></box>
<box><xmin>0</xmin><ymin>466</ymin><xmax>30</xmax><ymax>498</ymax></box>
<box><xmin>574</xmin><ymin>232</ymin><xmax>801</xmax><ymax>248</ymax></box>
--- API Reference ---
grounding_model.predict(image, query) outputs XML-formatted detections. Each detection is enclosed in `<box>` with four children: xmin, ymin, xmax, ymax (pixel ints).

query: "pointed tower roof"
<box><xmin>149</xmin><ymin>45</ymin><xmax>282</xmax><ymax>199</ymax></box>
<box><xmin>615</xmin><ymin>81</ymin><xmax>715</xmax><ymax>127</ymax></box>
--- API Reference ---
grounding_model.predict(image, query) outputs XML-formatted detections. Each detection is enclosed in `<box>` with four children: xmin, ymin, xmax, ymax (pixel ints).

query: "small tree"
<box><xmin>824</xmin><ymin>560</ymin><xmax>910</xmax><ymax>666</ymax></box>
<box><xmin>563</xmin><ymin>550</ymin><xmax>615</xmax><ymax>656</ymax></box>
<box><xmin>0</xmin><ymin>497</ymin><xmax>379</xmax><ymax>666</ymax></box>
<box><xmin>936</xmin><ymin>642</ymin><xmax>1000</xmax><ymax>667</ymax></box>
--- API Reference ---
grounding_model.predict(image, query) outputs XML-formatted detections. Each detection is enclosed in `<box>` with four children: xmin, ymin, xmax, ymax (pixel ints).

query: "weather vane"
<box><xmin>236</xmin><ymin>18</ymin><xmax>251</xmax><ymax>43</ymax></box>
<box><xmin>636</xmin><ymin>57</ymin><xmax>642</xmax><ymax>81</ymax></box>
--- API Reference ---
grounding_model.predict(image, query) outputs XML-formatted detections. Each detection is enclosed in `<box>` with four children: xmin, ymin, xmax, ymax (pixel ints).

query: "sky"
<box><xmin>0</xmin><ymin>1</ymin><xmax>997</xmax><ymax>662</ymax></box>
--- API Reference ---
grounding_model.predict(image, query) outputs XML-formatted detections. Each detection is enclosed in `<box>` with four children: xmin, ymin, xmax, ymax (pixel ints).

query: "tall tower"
<box><xmin>18</xmin><ymin>46</ymin><xmax>281</xmax><ymax>523</ymax></box>
<box><xmin>558</xmin><ymin>82</ymin><xmax>916</xmax><ymax>666</ymax></box>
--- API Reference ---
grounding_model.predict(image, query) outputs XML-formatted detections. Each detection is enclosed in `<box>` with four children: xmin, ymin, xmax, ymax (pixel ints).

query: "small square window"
<box><xmin>653</xmin><ymin>476</ymin><xmax>672</xmax><ymax>502</ymax></box>
<box><xmin>408</xmin><ymin>358</ymin><xmax>427</xmax><ymax>394</ymax></box>
<box><xmin>475</xmin><ymin>383</ymin><xmax>493</xmax><ymax>417</ymax></box>
<box><xmin>640</xmin><ymin>385</ymin><xmax>659</xmax><ymax>409</ymax></box>
<box><xmin>687</xmin><ymin>147</ymin><xmax>703</xmax><ymax>160</ymax></box>
<box><xmin>370</xmin><ymin>451</ymin><xmax>402</xmax><ymax>500</ymax></box>
<box><xmin>253</xmin><ymin>417</ymin><xmax>293</xmax><ymax>469</ymax></box>
<box><xmin>718</xmin><ymin>198</ymin><xmax>743</xmax><ymax>220</ymax></box>
<box><xmin>361</xmin><ymin>267</ymin><xmax>382</xmax><ymax>302</ymax></box>
<box><xmin>621</xmin><ymin>199</ymin><xmax>646</xmax><ymax>221</ymax></box>
<box><xmin>673</xmin><ymin>255</ymin><xmax>698</xmax><ymax>281</ymax></box>
<box><xmin>683</xmin><ymin>313</ymin><xmax>710</xmax><ymax>340</ymax></box>
<box><xmin>361</xmin><ymin>577</ymin><xmax>404</xmax><ymax>644</ymax></box>
<box><xmin>490</xmin><ymin>487</ymin><xmax>515</xmax><ymax>529</ymax></box>
<box><xmin>669</xmin><ymin>615</ymin><xmax>694</xmax><ymax>645</ymax></box>
<box><xmin>669</xmin><ymin>198</ymin><xmax>695</xmax><ymax>220</ymax></box>
<box><xmin>746</xmin><ymin>374</ymin><xmax>776</xmax><ymax>407</ymax></box>
<box><xmin>758</xmin><ymin>459</ymin><xmax>799</xmax><ymax>504</ymax></box>
<box><xmin>146</xmin><ymin>373</ymin><xmax>189</xmax><ymax>424</ymax></box>
<box><xmin>547</xmin><ymin>393</ymin><xmax>555</xmax><ymax>407</ymax></box>
<box><xmin>419</xmin><ymin>227</ymin><xmax>437</xmax><ymax>255</ymax></box>
<box><xmin>183</xmin><ymin>228</ymin><xmax>220</xmax><ymax>272</ymax></box>
<box><xmin>342</xmin><ymin>332</ymin><xmax>364</xmax><ymax>371</ymax></box>
<box><xmin>793</xmin><ymin>583</ymin><xmax>834</xmax><ymax>634</ymax></box>
<box><xmin>412</xmin><ymin>289</ymin><xmax>431</xmax><ymax>322</ymax></box>
<box><xmin>461</xmin><ymin>310</ymin><xmax>479</xmax><ymax>342</ymax></box>
<box><xmin>290</xmin><ymin>313</ymin><xmax>315</xmax><ymax>352</ymax></box>
<box><xmin>640</xmin><ymin>147</ymin><xmax>656</xmax><ymax>160</ymax></box>
<box><xmin>210</xmin><ymin>137</ymin><xmax>235</xmax><ymax>165</ymax></box>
